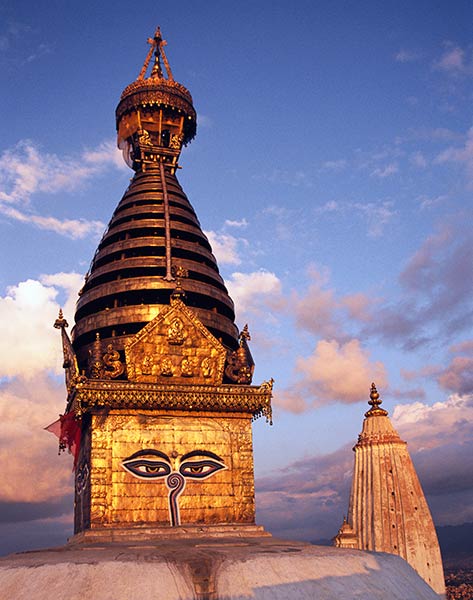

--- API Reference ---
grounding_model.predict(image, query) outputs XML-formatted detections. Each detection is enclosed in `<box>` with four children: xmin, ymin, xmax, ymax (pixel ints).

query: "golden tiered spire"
<box><xmin>73</xmin><ymin>29</ymin><xmax>241</xmax><ymax>372</ymax></box>
<box><xmin>52</xmin><ymin>30</ymin><xmax>273</xmax><ymax>544</ymax></box>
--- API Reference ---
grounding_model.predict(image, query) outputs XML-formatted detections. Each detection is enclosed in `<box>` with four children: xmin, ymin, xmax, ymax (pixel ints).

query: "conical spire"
<box><xmin>72</xmin><ymin>29</ymin><xmax>241</xmax><ymax>376</ymax></box>
<box><xmin>336</xmin><ymin>384</ymin><xmax>446</xmax><ymax>596</ymax></box>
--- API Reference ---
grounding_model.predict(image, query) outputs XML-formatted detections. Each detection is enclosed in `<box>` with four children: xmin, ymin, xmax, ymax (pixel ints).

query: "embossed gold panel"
<box><xmin>125</xmin><ymin>298</ymin><xmax>227</xmax><ymax>385</ymax></box>
<box><xmin>84</xmin><ymin>410</ymin><xmax>255</xmax><ymax>531</ymax></box>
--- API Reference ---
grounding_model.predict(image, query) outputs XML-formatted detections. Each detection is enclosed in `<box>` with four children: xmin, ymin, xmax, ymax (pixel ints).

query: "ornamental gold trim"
<box><xmin>72</xmin><ymin>379</ymin><xmax>273</xmax><ymax>423</ymax></box>
<box><xmin>124</xmin><ymin>297</ymin><xmax>227</xmax><ymax>386</ymax></box>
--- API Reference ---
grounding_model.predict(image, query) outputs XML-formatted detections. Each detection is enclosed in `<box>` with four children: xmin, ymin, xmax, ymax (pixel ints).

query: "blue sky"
<box><xmin>0</xmin><ymin>1</ymin><xmax>472</xmax><ymax>552</ymax></box>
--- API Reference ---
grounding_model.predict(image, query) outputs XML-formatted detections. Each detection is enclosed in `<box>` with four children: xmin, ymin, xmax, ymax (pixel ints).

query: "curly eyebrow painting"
<box><xmin>121</xmin><ymin>449</ymin><xmax>227</xmax><ymax>526</ymax></box>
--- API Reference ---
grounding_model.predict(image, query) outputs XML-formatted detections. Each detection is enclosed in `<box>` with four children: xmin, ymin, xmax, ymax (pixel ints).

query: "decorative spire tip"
<box><xmin>53</xmin><ymin>308</ymin><xmax>68</xmax><ymax>330</ymax></box>
<box><xmin>365</xmin><ymin>382</ymin><xmax>388</xmax><ymax>417</ymax></box>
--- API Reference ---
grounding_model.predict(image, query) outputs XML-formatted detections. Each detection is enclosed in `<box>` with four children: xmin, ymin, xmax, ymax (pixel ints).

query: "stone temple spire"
<box><xmin>334</xmin><ymin>384</ymin><xmax>445</xmax><ymax>596</ymax></box>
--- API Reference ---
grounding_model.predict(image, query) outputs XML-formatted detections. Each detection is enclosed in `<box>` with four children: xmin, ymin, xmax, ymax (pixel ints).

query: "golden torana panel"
<box><xmin>124</xmin><ymin>298</ymin><xmax>227</xmax><ymax>385</ymax></box>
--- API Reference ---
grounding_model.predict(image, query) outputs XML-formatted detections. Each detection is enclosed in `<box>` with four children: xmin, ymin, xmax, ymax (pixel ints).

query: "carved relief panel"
<box><xmin>124</xmin><ymin>299</ymin><xmax>226</xmax><ymax>385</ymax></box>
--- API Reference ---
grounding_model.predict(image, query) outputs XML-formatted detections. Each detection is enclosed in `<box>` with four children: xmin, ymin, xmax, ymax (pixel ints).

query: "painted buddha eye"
<box><xmin>122</xmin><ymin>450</ymin><xmax>172</xmax><ymax>480</ymax></box>
<box><xmin>179</xmin><ymin>459</ymin><xmax>226</xmax><ymax>480</ymax></box>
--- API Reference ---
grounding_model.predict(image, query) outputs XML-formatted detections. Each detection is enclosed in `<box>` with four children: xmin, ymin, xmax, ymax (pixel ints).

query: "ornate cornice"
<box><xmin>116</xmin><ymin>80</ymin><xmax>197</xmax><ymax>146</ymax></box>
<box><xmin>116</xmin><ymin>82</ymin><xmax>196</xmax><ymax>121</ymax></box>
<box><xmin>71</xmin><ymin>379</ymin><xmax>273</xmax><ymax>423</ymax></box>
<box><xmin>355</xmin><ymin>432</ymin><xmax>406</xmax><ymax>447</ymax></box>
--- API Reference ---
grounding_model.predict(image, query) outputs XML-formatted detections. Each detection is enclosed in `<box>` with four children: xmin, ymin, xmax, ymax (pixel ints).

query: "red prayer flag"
<box><xmin>45</xmin><ymin>412</ymin><xmax>82</xmax><ymax>469</ymax></box>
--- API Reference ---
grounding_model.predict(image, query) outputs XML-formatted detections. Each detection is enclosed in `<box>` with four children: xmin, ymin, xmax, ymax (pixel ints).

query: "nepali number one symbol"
<box><xmin>121</xmin><ymin>449</ymin><xmax>226</xmax><ymax>526</ymax></box>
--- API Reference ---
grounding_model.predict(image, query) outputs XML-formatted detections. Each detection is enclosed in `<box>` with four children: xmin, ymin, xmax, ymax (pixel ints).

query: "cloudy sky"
<box><xmin>1</xmin><ymin>1</ymin><xmax>472</xmax><ymax>554</ymax></box>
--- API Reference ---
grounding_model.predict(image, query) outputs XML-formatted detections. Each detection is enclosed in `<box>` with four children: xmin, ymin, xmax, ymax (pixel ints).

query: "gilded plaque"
<box><xmin>124</xmin><ymin>298</ymin><xmax>227</xmax><ymax>385</ymax></box>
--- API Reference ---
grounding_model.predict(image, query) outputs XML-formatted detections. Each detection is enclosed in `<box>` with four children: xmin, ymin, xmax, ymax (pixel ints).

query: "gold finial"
<box><xmin>172</xmin><ymin>265</ymin><xmax>189</xmax><ymax>280</ymax></box>
<box><xmin>137</xmin><ymin>27</ymin><xmax>174</xmax><ymax>82</ymax></box>
<box><xmin>88</xmin><ymin>332</ymin><xmax>104</xmax><ymax>379</ymax></box>
<box><xmin>171</xmin><ymin>265</ymin><xmax>189</xmax><ymax>300</ymax></box>
<box><xmin>239</xmin><ymin>324</ymin><xmax>251</xmax><ymax>345</ymax></box>
<box><xmin>150</xmin><ymin>28</ymin><xmax>164</xmax><ymax>79</ymax></box>
<box><xmin>53</xmin><ymin>308</ymin><xmax>69</xmax><ymax>329</ymax></box>
<box><xmin>365</xmin><ymin>382</ymin><xmax>388</xmax><ymax>417</ymax></box>
<box><xmin>155</xmin><ymin>28</ymin><xmax>174</xmax><ymax>81</ymax></box>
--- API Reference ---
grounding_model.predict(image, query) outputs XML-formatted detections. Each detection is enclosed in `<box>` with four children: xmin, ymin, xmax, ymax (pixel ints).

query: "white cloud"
<box><xmin>0</xmin><ymin>205</ymin><xmax>105</xmax><ymax>239</ymax></box>
<box><xmin>40</xmin><ymin>272</ymin><xmax>84</xmax><ymax>318</ymax></box>
<box><xmin>316</xmin><ymin>200</ymin><xmax>340</xmax><ymax>213</ymax></box>
<box><xmin>295</xmin><ymin>339</ymin><xmax>387</xmax><ymax>404</ymax></box>
<box><xmin>0</xmin><ymin>139</ymin><xmax>124</xmax><ymax>238</ymax></box>
<box><xmin>0</xmin><ymin>21</ymin><xmax>53</xmax><ymax>67</ymax></box>
<box><xmin>196</xmin><ymin>114</ymin><xmax>213</xmax><ymax>128</ymax></box>
<box><xmin>394</xmin><ymin>49</ymin><xmax>421</xmax><ymax>63</ymax></box>
<box><xmin>204</xmin><ymin>230</ymin><xmax>242</xmax><ymax>265</ymax></box>
<box><xmin>0</xmin><ymin>141</ymin><xmax>93</xmax><ymax>204</ymax></box>
<box><xmin>0</xmin><ymin>273</ymin><xmax>82</xmax><ymax>379</ymax></box>
<box><xmin>291</xmin><ymin>268</ymin><xmax>343</xmax><ymax>340</ymax></box>
<box><xmin>321</xmin><ymin>159</ymin><xmax>347</xmax><ymax>170</ymax></box>
<box><xmin>25</xmin><ymin>42</ymin><xmax>52</xmax><ymax>63</ymax></box>
<box><xmin>0</xmin><ymin>272</ymin><xmax>81</xmax><ymax>506</ymax></box>
<box><xmin>393</xmin><ymin>394</ymin><xmax>473</xmax><ymax>450</ymax></box>
<box><xmin>277</xmin><ymin>340</ymin><xmax>387</xmax><ymax>411</ymax></box>
<box><xmin>341</xmin><ymin>292</ymin><xmax>374</xmax><ymax>323</ymax></box>
<box><xmin>410</xmin><ymin>151</ymin><xmax>428</xmax><ymax>168</ymax></box>
<box><xmin>418</xmin><ymin>194</ymin><xmax>446</xmax><ymax>210</ymax></box>
<box><xmin>254</xmin><ymin>169</ymin><xmax>312</xmax><ymax>188</ymax></box>
<box><xmin>225</xmin><ymin>270</ymin><xmax>282</xmax><ymax>316</ymax></box>
<box><xmin>314</xmin><ymin>199</ymin><xmax>395</xmax><ymax>238</ymax></box>
<box><xmin>0</xmin><ymin>374</ymin><xmax>72</xmax><ymax>503</ymax></box>
<box><xmin>224</xmin><ymin>218</ymin><xmax>248</xmax><ymax>228</ymax></box>
<box><xmin>370</xmin><ymin>163</ymin><xmax>398</xmax><ymax>178</ymax></box>
<box><xmin>82</xmin><ymin>139</ymin><xmax>127</xmax><ymax>171</ymax></box>
<box><xmin>0</xmin><ymin>21</ymin><xmax>31</xmax><ymax>54</ymax></box>
<box><xmin>433</xmin><ymin>44</ymin><xmax>469</xmax><ymax>74</ymax></box>
<box><xmin>435</xmin><ymin>125</ymin><xmax>473</xmax><ymax>187</ymax></box>
<box><xmin>352</xmin><ymin>201</ymin><xmax>396</xmax><ymax>237</ymax></box>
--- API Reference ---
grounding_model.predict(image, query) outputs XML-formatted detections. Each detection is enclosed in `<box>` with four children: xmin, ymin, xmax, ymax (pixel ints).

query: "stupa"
<box><xmin>334</xmin><ymin>384</ymin><xmax>446</xmax><ymax>596</ymax></box>
<box><xmin>53</xmin><ymin>28</ymin><xmax>273</xmax><ymax>541</ymax></box>
<box><xmin>0</xmin><ymin>30</ymin><xmax>442</xmax><ymax>600</ymax></box>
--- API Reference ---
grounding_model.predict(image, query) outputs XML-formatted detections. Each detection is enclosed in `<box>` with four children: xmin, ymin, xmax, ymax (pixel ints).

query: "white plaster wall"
<box><xmin>0</xmin><ymin>546</ymin><xmax>444</xmax><ymax>600</ymax></box>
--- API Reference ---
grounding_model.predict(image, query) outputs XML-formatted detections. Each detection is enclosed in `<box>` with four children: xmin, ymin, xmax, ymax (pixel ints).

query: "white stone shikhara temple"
<box><xmin>335</xmin><ymin>384</ymin><xmax>446</xmax><ymax>596</ymax></box>
<box><xmin>0</xmin><ymin>30</ymin><xmax>446</xmax><ymax>600</ymax></box>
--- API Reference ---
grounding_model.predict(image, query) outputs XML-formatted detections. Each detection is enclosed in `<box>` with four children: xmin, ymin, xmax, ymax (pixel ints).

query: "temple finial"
<box><xmin>155</xmin><ymin>28</ymin><xmax>174</xmax><ymax>81</ymax></box>
<box><xmin>171</xmin><ymin>265</ymin><xmax>188</xmax><ymax>300</ymax></box>
<box><xmin>53</xmin><ymin>308</ymin><xmax>68</xmax><ymax>329</ymax></box>
<box><xmin>150</xmin><ymin>28</ymin><xmax>164</xmax><ymax>79</ymax></box>
<box><xmin>365</xmin><ymin>382</ymin><xmax>388</xmax><ymax>417</ymax></box>
<box><xmin>239</xmin><ymin>324</ymin><xmax>251</xmax><ymax>345</ymax></box>
<box><xmin>137</xmin><ymin>27</ymin><xmax>174</xmax><ymax>82</ymax></box>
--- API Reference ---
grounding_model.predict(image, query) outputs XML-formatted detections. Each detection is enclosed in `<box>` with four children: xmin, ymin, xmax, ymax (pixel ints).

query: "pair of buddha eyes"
<box><xmin>122</xmin><ymin>449</ymin><xmax>226</xmax><ymax>481</ymax></box>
